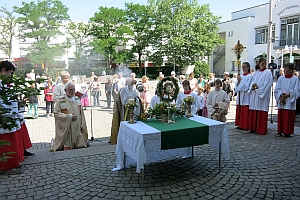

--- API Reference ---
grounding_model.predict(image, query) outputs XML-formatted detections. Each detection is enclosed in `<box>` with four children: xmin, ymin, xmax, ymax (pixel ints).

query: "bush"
<box><xmin>194</xmin><ymin>61</ymin><xmax>210</xmax><ymax>78</ymax></box>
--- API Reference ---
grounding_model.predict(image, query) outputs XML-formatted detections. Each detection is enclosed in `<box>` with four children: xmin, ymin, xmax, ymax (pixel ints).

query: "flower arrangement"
<box><xmin>183</xmin><ymin>95</ymin><xmax>194</xmax><ymax>104</ymax></box>
<box><xmin>140</xmin><ymin>112</ymin><xmax>148</xmax><ymax>121</ymax></box>
<box><xmin>125</xmin><ymin>99</ymin><xmax>138</xmax><ymax>109</ymax></box>
<box><xmin>251</xmin><ymin>83</ymin><xmax>258</xmax><ymax>90</ymax></box>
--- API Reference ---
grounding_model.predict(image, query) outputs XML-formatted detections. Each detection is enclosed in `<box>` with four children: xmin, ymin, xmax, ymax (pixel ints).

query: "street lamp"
<box><xmin>284</xmin><ymin>45</ymin><xmax>299</xmax><ymax>63</ymax></box>
<box><xmin>275</xmin><ymin>49</ymin><xmax>284</xmax><ymax>68</ymax></box>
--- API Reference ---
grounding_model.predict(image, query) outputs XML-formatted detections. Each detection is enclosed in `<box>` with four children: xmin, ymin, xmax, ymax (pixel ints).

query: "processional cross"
<box><xmin>232</xmin><ymin>40</ymin><xmax>246</xmax><ymax>74</ymax></box>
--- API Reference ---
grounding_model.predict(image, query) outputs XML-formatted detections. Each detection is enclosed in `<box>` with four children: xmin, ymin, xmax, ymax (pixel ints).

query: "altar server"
<box><xmin>206</xmin><ymin>79</ymin><xmax>230</xmax><ymax>122</ymax></box>
<box><xmin>274</xmin><ymin>63</ymin><xmax>299</xmax><ymax>137</ymax></box>
<box><xmin>235</xmin><ymin>62</ymin><xmax>252</xmax><ymax>130</ymax></box>
<box><xmin>176</xmin><ymin>80</ymin><xmax>198</xmax><ymax>115</ymax></box>
<box><xmin>248</xmin><ymin>58</ymin><xmax>273</xmax><ymax>135</ymax></box>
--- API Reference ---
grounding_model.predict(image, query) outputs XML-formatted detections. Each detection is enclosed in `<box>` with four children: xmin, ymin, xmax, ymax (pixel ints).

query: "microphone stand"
<box><xmin>88</xmin><ymin>79</ymin><xmax>95</xmax><ymax>142</ymax></box>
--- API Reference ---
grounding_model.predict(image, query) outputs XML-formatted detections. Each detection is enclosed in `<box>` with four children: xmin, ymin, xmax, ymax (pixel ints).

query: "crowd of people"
<box><xmin>1</xmin><ymin>59</ymin><xmax>300</xmax><ymax>175</ymax></box>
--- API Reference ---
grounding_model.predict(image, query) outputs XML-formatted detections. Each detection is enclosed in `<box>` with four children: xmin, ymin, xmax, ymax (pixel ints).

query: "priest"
<box><xmin>274</xmin><ymin>63</ymin><xmax>299</xmax><ymax>137</ymax></box>
<box><xmin>50</xmin><ymin>82</ymin><xmax>88</xmax><ymax>151</ymax></box>
<box><xmin>109</xmin><ymin>79</ymin><xmax>143</xmax><ymax>144</ymax></box>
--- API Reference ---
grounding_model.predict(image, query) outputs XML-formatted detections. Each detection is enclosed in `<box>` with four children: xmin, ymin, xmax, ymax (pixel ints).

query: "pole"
<box><xmin>267</xmin><ymin>0</ymin><xmax>273</xmax><ymax>65</ymax></box>
<box><xmin>281</xmin><ymin>50</ymin><xmax>284</xmax><ymax>68</ymax></box>
<box><xmin>289</xmin><ymin>46</ymin><xmax>292</xmax><ymax>63</ymax></box>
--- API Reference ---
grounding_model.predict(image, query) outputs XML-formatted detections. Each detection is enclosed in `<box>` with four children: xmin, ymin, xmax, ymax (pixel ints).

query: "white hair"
<box><xmin>60</xmin><ymin>71</ymin><xmax>70</xmax><ymax>78</ymax></box>
<box><xmin>64</xmin><ymin>81</ymin><xmax>74</xmax><ymax>89</ymax></box>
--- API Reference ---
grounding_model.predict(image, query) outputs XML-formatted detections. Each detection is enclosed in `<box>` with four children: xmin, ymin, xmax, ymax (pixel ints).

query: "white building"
<box><xmin>211</xmin><ymin>0</ymin><xmax>300</xmax><ymax>76</ymax></box>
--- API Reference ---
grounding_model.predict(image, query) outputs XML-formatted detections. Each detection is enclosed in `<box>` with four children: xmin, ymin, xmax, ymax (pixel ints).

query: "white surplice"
<box><xmin>176</xmin><ymin>91</ymin><xmax>198</xmax><ymax>115</ymax></box>
<box><xmin>248</xmin><ymin>69</ymin><xmax>273</xmax><ymax>112</ymax></box>
<box><xmin>206</xmin><ymin>89</ymin><xmax>230</xmax><ymax>117</ymax></box>
<box><xmin>235</xmin><ymin>73</ymin><xmax>252</xmax><ymax>106</ymax></box>
<box><xmin>274</xmin><ymin>75</ymin><xmax>299</xmax><ymax>110</ymax></box>
<box><xmin>119</xmin><ymin>85</ymin><xmax>141</xmax><ymax>119</ymax></box>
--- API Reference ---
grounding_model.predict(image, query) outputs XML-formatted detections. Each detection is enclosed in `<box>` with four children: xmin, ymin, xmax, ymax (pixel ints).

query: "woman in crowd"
<box><xmin>176</xmin><ymin>80</ymin><xmax>198</xmax><ymax>115</ymax></box>
<box><xmin>208</xmin><ymin>73</ymin><xmax>215</xmax><ymax>87</ymax></box>
<box><xmin>188</xmin><ymin>72</ymin><xmax>198</xmax><ymax>91</ymax></box>
<box><xmin>202</xmin><ymin>81</ymin><xmax>211</xmax><ymax>118</ymax></box>
<box><xmin>92</xmin><ymin>76</ymin><xmax>101</xmax><ymax>107</ymax></box>
<box><xmin>198</xmin><ymin>74</ymin><xmax>205</xmax><ymax>88</ymax></box>
<box><xmin>140</xmin><ymin>75</ymin><xmax>150</xmax><ymax>111</ymax></box>
<box><xmin>248</xmin><ymin>58</ymin><xmax>273</xmax><ymax>135</ymax></box>
<box><xmin>112</xmin><ymin>74</ymin><xmax>119</xmax><ymax>103</ymax></box>
<box><xmin>44</xmin><ymin>80</ymin><xmax>55</xmax><ymax>117</ymax></box>
<box><xmin>231</xmin><ymin>73</ymin><xmax>238</xmax><ymax>101</ymax></box>
<box><xmin>235</xmin><ymin>62</ymin><xmax>252</xmax><ymax>130</ymax></box>
<box><xmin>105</xmin><ymin>78</ymin><xmax>112</xmax><ymax>108</ymax></box>
<box><xmin>79</xmin><ymin>78</ymin><xmax>89</xmax><ymax>110</ymax></box>
<box><xmin>28</xmin><ymin>83</ymin><xmax>39</xmax><ymax>119</ymax></box>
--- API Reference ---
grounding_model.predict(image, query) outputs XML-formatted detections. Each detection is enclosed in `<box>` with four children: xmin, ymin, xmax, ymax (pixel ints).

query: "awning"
<box><xmin>254</xmin><ymin>54</ymin><xmax>274</xmax><ymax>61</ymax></box>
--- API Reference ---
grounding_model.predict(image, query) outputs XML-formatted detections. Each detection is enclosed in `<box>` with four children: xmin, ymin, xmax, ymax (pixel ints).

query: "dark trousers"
<box><xmin>46</xmin><ymin>101</ymin><xmax>54</xmax><ymax>114</ymax></box>
<box><xmin>92</xmin><ymin>90</ymin><xmax>101</xmax><ymax>107</ymax></box>
<box><xmin>196</xmin><ymin>109</ymin><xmax>203</xmax><ymax>116</ymax></box>
<box><xmin>106</xmin><ymin>92</ymin><xmax>112</xmax><ymax>108</ymax></box>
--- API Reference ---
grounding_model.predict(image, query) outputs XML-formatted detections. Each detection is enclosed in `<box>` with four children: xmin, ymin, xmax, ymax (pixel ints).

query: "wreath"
<box><xmin>157</xmin><ymin>76</ymin><xmax>179</xmax><ymax>102</ymax></box>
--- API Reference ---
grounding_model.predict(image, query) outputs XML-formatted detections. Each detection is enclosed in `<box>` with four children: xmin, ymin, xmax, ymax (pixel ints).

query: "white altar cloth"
<box><xmin>113</xmin><ymin>116</ymin><xmax>230</xmax><ymax>173</ymax></box>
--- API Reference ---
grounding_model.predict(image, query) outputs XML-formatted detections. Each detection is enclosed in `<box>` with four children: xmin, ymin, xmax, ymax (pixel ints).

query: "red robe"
<box><xmin>0</xmin><ymin>132</ymin><xmax>20</xmax><ymax>170</ymax></box>
<box><xmin>277</xmin><ymin>109</ymin><xmax>296</xmax><ymax>135</ymax></box>
<box><xmin>248</xmin><ymin>110</ymin><xmax>268</xmax><ymax>135</ymax></box>
<box><xmin>235</xmin><ymin>105</ymin><xmax>250</xmax><ymax>130</ymax></box>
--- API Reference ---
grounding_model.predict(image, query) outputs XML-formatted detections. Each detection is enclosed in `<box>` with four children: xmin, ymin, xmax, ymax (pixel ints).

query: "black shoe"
<box><xmin>276</xmin><ymin>133</ymin><xmax>282</xmax><ymax>137</ymax></box>
<box><xmin>282</xmin><ymin>133</ymin><xmax>291</xmax><ymax>137</ymax></box>
<box><xmin>24</xmin><ymin>151</ymin><xmax>35</xmax><ymax>157</ymax></box>
<box><xmin>249</xmin><ymin>130</ymin><xmax>255</xmax><ymax>133</ymax></box>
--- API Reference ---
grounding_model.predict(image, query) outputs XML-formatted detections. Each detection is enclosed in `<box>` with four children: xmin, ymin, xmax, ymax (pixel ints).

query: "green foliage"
<box><xmin>148</xmin><ymin>0</ymin><xmax>224</xmax><ymax>69</ymax></box>
<box><xmin>67</xmin><ymin>21</ymin><xmax>92</xmax><ymax>68</ymax></box>
<box><xmin>124</xmin><ymin>3</ymin><xmax>154</xmax><ymax>76</ymax></box>
<box><xmin>89</xmin><ymin>6</ymin><xmax>130</xmax><ymax>67</ymax></box>
<box><xmin>0</xmin><ymin>7</ymin><xmax>18</xmax><ymax>59</ymax></box>
<box><xmin>194</xmin><ymin>61</ymin><xmax>210</xmax><ymax>77</ymax></box>
<box><xmin>13</xmin><ymin>0</ymin><xmax>70</xmax><ymax>74</ymax></box>
<box><xmin>0</xmin><ymin>140</ymin><xmax>16</xmax><ymax>162</ymax></box>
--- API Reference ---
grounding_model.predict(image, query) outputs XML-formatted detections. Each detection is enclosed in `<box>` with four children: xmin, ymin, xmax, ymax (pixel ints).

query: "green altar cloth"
<box><xmin>143</xmin><ymin>117</ymin><xmax>209</xmax><ymax>150</ymax></box>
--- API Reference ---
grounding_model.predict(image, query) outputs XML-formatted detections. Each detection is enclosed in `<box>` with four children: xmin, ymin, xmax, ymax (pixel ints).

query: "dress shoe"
<box><xmin>24</xmin><ymin>151</ymin><xmax>35</xmax><ymax>157</ymax></box>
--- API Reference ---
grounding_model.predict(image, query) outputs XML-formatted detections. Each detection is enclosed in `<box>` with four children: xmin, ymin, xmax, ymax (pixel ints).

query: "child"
<box><xmin>196</xmin><ymin>86</ymin><xmax>204</xmax><ymax>116</ymax></box>
<box><xmin>28</xmin><ymin>83</ymin><xmax>39</xmax><ymax>119</ymax></box>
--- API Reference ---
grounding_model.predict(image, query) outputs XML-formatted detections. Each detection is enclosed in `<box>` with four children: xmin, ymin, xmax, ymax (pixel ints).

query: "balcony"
<box><xmin>213</xmin><ymin>45</ymin><xmax>226</xmax><ymax>55</ymax></box>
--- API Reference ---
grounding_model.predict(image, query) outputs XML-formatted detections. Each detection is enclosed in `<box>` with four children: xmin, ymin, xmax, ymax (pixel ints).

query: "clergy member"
<box><xmin>206</xmin><ymin>79</ymin><xmax>230</xmax><ymax>122</ymax></box>
<box><xmin>109</xmin><ymin>79</ymin><xmax>142</xmax><ymax>144</ymax></box>
<box><xmin>248</xmin><ymin>58</ymin><xmax>273</xmax><ymax>135</ymax></box>
<box><xmin>235</xmin><ymin>62</ymin><xmax>252</xmax><ymax>130</ymax></box>
<box><xmin>274</xmin><ymin>63</ymin><xmax>299</xmax><ymax>137</ymax></box>
<box><xmin>50</xmin><ymin>82</ymin><xmax>88</xmax><ymax>151</ymax></box>
<box><xmin>53</xmin><ymin>71</ymin><xmax>70</xmax><ymax>102</ymax></box>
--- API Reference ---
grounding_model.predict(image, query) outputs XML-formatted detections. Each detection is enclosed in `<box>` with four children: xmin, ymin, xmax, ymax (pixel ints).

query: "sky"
<box><xmin>3</xmin><ymin>0</ymin><xmax>269</xmax><ymax>22</ymax></box>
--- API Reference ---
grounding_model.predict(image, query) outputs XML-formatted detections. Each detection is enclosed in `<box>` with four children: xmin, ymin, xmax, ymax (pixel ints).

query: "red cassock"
<box><xmin>277</xmin><ymin>109</ymin><xmax>296</xmax><ymax>135</ymax></box>
<box><xmin>0</xmin><ymin>132</ymin><xmax>20</xmax><ymax>170</ymax></box>
<box><xmin>235</xmin><ymin>105</ymin><xmax>250</xmax><ymax>130</ymax></box>
<box><xmin>16</xmin><ymin>123</ymin><xmax>32</xmax><ymax>162</ymax></box>
<box><xmin>248</xmin><ymin>110</ymin><xmax>268</xmax><ymax>135</ymax></box>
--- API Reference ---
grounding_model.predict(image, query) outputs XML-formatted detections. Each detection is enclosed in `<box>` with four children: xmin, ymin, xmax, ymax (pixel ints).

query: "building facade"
<box><xmin>211</xmin><ymin>0</ymin><xmax>300</xmax><ymax>76</ymax></box>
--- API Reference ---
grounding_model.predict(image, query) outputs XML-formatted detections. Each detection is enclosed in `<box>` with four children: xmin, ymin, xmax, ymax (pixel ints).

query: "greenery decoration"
<box><xmin>183</xmin><ymin>95</ymin><xmax>194</xmax><ymax>104</ymax></box>
<box><xmin>157</xmin><ymin>76</ymin><xmax>179</xmax><ymax>102</ymax></box>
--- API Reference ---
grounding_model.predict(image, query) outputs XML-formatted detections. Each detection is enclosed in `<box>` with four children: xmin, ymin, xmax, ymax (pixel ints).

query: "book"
<box><xmin>75</xmin><ymin>91</ymin><xmax>84</xmax><ymax>98</ymax></box>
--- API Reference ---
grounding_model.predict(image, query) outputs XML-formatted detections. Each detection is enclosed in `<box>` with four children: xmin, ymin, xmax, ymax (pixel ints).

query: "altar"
<box><xmin>112</xmin><ymin>116</ymin><xmax>230</xmax><ymax>186</ymax></box>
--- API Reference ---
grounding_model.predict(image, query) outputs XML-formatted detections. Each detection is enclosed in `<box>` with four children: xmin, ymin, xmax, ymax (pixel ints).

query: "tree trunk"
<box><xmin>138</xmin><ymin>53</ymin><xmax>142</xmax><ymax>76</ymax></box>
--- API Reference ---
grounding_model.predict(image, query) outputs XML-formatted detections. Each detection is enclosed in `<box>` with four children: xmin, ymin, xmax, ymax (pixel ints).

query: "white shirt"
<box><xmin>53</xmin><ymin>83</ymin><xmax>66</xmax><ymax>103</ymax></box>
<box><xmin>195</xmin><ymin>94</ymin><xmax>204</xmax><ymax>110</ymax></box>
<box><xmin>150</xmin><ymin>95</ymin><xmax>161</xmax><ymax>108</ymax></box>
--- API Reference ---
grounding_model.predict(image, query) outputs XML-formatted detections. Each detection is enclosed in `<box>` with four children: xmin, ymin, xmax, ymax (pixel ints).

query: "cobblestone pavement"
<box><xmin>1</xmin><ymin>80</ymin><xmax>300</xmax><ymax>200</ymax></box>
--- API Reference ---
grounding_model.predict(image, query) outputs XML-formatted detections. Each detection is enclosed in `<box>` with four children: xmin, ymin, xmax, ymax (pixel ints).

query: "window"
<box><xmin>280</xmin><ymin>16</ymin><xmax>299</xmax><ymax>46</ymax></box>
<box><xmin>255</xmin><ymin>25</ymin><xmax>276</xmax><ymax>44</ymax></box>
<box><xmin>231</xmin><ymin>61</ymin><xmax>235</xmax><ymax>71</ymax></box>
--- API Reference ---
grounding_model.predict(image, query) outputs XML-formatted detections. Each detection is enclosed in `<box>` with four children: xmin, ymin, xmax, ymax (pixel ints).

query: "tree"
<box><xmin>149</xmin><ymin>0</ymin><xmax>224</xmax><ymax>70</ymax></box>
<box><xmin>67</xmin><ymin>21</ymin><xmax>91</xmax><ymax>68</ymax></box>
<box><xmin>0</xmin><ymin>7</ymin><xmax>18</xmax><ymax>59</ymax></box>
<box><xmin>89</xmin><ymin>6</ymin><xmax>131</xmax><ymax>69</ymax></box>
<box><xmin>194</xmin><ymin>61</ymin><xmax>210</xmax><ymax>77</ymax></box>
<box><xmin>14</xmin><ymin>0</ymin><xmax>70</xmax><ymax>74</ymax></box>
<box><xmin>124</xmin><ymin>3</ymin><xmax>155</xmax><ymax>76</ymax></box>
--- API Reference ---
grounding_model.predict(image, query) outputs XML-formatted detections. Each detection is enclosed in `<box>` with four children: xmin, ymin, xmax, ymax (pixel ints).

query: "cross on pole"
<box><xmin>232</xmin><ymin>40</ymin><xmax>246</xmax><ymax>74</ymax></box>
